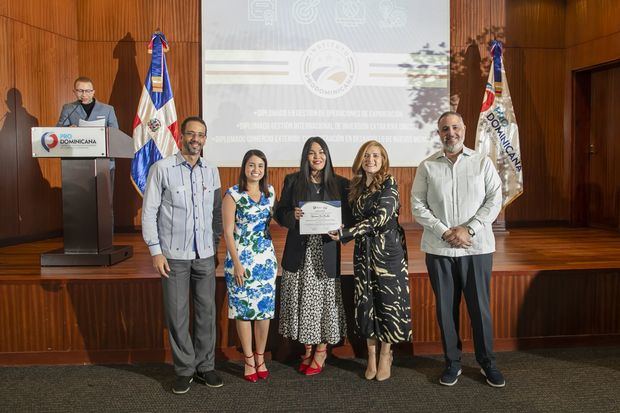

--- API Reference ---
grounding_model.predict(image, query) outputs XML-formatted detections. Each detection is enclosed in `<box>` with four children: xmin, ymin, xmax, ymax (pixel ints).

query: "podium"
<box><xmin>32</xmin><ymin>127</ymin><xmax>134</xmax><ymax>266</ymax></box>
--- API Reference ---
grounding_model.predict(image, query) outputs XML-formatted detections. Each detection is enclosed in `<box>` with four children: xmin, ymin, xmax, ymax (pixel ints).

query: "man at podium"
<box><xmin>56</xmin><ymin>76</ymin><xmax>119</xmax><ymax>173</ymax></box>
<box><xmin>56</xmin><ymin>76</ymin><xmax>118</xmax><ymax>128</ymax></box>
<box><xmin>56</xmin><ymin>76</ymin><xmax>119</xmax><ymax>230</ymax></box>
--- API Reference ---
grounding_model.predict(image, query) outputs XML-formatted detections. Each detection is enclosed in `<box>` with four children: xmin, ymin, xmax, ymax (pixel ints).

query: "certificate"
<box><xmin>299</xmin><ymin>201</ymin><xmax>342</xmax><ymax>235</ymax></box>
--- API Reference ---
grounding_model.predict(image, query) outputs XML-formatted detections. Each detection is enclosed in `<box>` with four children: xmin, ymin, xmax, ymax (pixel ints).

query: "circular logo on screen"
<box><xmin>147</xmin><ymin>118</ymin><xmax>162</xmax><ymax>133</ymax></box>
<box><xmin>40</xmin><ymin>132</ymin><xmax>59</xmax><ymax>152</ymax></box>
<box><xmin>301</xmin><ymin>39</ymin><xmax>357</xmax><ymax>99</ymax></box>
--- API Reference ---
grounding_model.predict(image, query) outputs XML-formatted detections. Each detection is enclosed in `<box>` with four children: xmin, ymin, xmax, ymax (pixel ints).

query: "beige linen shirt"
<box><xmin>411</xmin><ymin>147</ymin><xmax>502</xmax><ymax>257</ymax></box>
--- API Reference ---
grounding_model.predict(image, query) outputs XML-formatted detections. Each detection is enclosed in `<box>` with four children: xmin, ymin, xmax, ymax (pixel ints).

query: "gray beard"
<box><xmin>444</xmin><ymin>141</ymin><xmax>464</xmax><ymax>154</ymax></box>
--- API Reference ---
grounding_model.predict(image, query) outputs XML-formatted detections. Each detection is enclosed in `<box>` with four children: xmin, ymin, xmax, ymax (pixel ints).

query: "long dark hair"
<box><xmin>238</xmin><ymin>149</ymin><xmax>270</xmax><ymax>197</ymax></box>
<box><xmin>294</xmin><ymin>136</ymin><xmax>339</xmax><ymax>201</ymax></box>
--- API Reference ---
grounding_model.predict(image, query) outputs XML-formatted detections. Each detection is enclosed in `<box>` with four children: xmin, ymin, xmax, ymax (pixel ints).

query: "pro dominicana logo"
<box><xmin>39</xmin><ymin>132</ymin><xmax>97</xmax><ymax>152</ymax></box>
<box><xmin>40</xmin><ymin>132</ymin><xmax>59</xmax><ymax>152</ymax></box>
<box><xmin>301</xmin><ymin>39</ymin><xmax>357</xmax><ymax>99</ymax></box>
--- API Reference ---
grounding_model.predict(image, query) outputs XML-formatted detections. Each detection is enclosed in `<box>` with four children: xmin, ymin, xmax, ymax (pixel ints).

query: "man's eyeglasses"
<box><xmin>183</xmin><ymin>132</ymin><xmax>206</xmax><ymax>138</ymax></box>
<box><xmin>74</xmin><ymin>89</ymin><xmax>94</xmax><ymax>94</ymax></box>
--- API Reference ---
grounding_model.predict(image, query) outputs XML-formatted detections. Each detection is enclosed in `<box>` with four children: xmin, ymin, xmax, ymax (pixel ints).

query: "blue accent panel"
<box><xmin>491</xmin><ymin>40</ymin><xmax>503</xmax><ymax>83</ymax></box>
<box><xmin>130</xmin><ymin>139</ymin><xmax>163</xmax><ymax>195</ymax></box>
<box><xmin>144</xmin><ymin>33</ymin><xmax>174</xmax><ymax>110</ymax></box>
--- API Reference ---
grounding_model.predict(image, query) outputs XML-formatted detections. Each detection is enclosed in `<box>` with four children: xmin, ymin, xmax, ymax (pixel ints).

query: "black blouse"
<box><xmin>274</xmin><ymin>172</ymin><xmax>352</xmax><ymax>278</ymax></box>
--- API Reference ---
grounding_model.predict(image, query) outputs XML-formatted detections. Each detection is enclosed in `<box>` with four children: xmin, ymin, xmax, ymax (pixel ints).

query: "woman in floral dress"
<box><xmin>222</xmin><ymin>149</ymin><xmax>277</xmax><ymax>382</ymax></box>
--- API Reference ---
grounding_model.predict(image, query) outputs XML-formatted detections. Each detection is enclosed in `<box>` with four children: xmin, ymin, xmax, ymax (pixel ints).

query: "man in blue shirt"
<box><xmin>142</xmin><ymin>116</ymin><xmax>223</xmax><ymax>394</ymax></box>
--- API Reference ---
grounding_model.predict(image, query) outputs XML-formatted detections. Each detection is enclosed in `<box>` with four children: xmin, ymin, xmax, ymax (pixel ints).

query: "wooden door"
<box><xmin>588</xmin><ymin>65</ymin><xmax>620</xmax><ymax>229</ymax></box>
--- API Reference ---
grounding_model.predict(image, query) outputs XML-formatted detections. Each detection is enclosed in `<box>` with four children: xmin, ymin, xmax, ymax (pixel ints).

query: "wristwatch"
<box><xmin>466</xmin><ymin>225</ymin><xmax>475</xmax><ymax>237</ymax></box>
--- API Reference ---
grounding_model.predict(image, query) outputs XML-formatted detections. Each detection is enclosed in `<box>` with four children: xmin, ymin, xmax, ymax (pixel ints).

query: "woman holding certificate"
<box><xmin>329</xmin><ymin>141</ymin><xmax>412</xmax><ymax>381</ymax></box>
<box><xmin>222</xmin><ymin>150</ymin><xmax>277</xmax><ymax>382</ymax></box>
<box><xmin>275</xmin><ymin>136</ymin><xmax>351</xmax><ymax>376</ymax></box>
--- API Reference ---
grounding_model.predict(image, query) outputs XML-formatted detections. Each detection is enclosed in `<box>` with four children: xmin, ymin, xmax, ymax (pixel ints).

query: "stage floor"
<box><xmin>1</xmin><ymin>226</ymin><xmax>619</xmax><ymax>279</ymax></box>
<box><xmin>1</xmin><ymin>226</ymin><xmax>619</xmax><ymax>364</ymax></box>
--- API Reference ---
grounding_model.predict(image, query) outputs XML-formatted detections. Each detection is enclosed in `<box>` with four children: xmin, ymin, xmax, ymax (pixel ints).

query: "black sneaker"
<box><xmin>172</xmin><ymin>376</ymin><xmax>193</xmax><ymax>394</ymax></box>
<box><xmin>439</xmin><ymin>365</ymin><xmax>462</xmax><ymax>386</ymax></box>
<box><xmin>195</xmin><ymin>370</ymin><xmax>224</xmax><ymax>388</ymax></box>
<box><xmin>480</xmin><ymin>366</ymin><xmax>506</xmax><ymax>388</ymax></box>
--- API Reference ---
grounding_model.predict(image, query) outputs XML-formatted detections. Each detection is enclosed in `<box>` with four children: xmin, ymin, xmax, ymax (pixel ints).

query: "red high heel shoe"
<box><xmin>254</xmin><ymin>352</ymin><xmax>269</xmax><ymax>380</ymax></box>
<box><xmin>304</xmin><ymin>348</ymin><xmax>327</xmax><ymax>376</ymax></box>
<box><xmin>299</xmin><ymin>345</ymin><xmax>313</xmax><ymax>373</ymax></box>
<box><xmin>243</xmin><ymin>354</ymin><xmax>258</xmax><ymax>383</ymax></box>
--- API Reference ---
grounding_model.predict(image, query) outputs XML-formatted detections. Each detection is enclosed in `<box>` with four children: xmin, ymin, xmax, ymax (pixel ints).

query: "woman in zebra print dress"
<box><xmin>329</xmin><ymin>140</ymin><xmax>412</xmax><ymax>381</ymax></box>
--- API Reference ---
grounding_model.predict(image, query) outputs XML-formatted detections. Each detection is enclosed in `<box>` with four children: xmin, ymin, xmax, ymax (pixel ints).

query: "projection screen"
<box><xmin>201</xmin><ymin>0</ymin><xmax>449</xmax><ymax>166</ymax></box>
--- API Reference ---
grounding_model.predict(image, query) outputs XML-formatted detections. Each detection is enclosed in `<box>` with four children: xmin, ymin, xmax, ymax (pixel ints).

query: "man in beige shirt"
<box><xmin>412</xmin><ymin>111</ymin><xmax>505</xmax><ymax>387</ymax></box>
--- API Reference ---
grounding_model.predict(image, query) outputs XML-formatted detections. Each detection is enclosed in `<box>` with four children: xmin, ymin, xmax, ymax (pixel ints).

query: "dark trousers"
<box><xmin>425</xmin><ymin>253</ymin><xmax>496</xmax><ymax>368</ymax></box>
<box><xmin>162</xmin><ymin>256</ymin><xmax>216</xmax><ymax>376</ymax></box>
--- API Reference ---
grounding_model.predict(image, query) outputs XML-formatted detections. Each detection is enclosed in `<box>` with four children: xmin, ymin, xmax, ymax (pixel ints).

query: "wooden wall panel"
<box><xmin>411</xmin><ymin>269</ymin><xmax>620</xmax><ymax>350</ymax></box>
<box><xmin>78</xmin><ymin>0</ymin><xmax>199</xmax><ymax>42</ymax></box>
<box><xmin>66</xmin><ymin>280</ymin><xmax>166</xmax><ymax>351</ymax></box>
<box><xmin>565</xmin><ymin>0</ymin><xmax>620</xmax><ymax>47</ymax></box>
<box><xmin>0</xmin><ymin>282</ymin><xmax>67</xmax><ymax>352</ymax></box>
<box><xmin>4</xmin><ymin>267</ymin><xmax>619</xmax><ymax>363</ymax></box>
<box><xmin>0</xmin><ymin>1</ymin><xmax>78</xmax><ymax>244</ymax></box>
<box><xmin>0</xmin><ymin>18</ymin><xmax>19</xmax><ymax>240</ymax></box>
<box><xmin>566</xmin><ymin>31</ymin><xmax>620</xmax><ymax>72</ymax></box>
<box><xmin>503</xmin><ymin>48</ymin><xmax>567</xmax><ymax>222</ymax></box>
<box><xmin>13</xmin><ymin>22</ymin><xmax>77</xmax><ymax>236</ymax></box>
<box><xmin>7</xmin><ymin>0</ymin><xmax>78</xmax><ymax>40</ymax></box>
<box><xmin>451</xmin><ymin>0</ymin><xmax>504</xmax><ymax>48</ymax></box>
<box><xmin>505</xmin><ymin>0</ymin><xmax>565</xmax><ymax>48</ymax></box>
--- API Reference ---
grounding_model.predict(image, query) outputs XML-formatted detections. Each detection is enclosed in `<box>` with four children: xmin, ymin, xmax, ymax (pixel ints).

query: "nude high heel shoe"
<box><xmin>365</xmin><ymin>347</ymin><xmax>378</xmax><ymax>380</ymax></box>
<box><xmin>376</xmin><ymin>350</ymin><xmax>393</xmax><ymax>382</ymax></box>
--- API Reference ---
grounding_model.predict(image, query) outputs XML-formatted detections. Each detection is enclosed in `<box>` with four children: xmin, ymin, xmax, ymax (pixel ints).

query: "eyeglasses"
<box><xmin>74</xmin><ymin>89</ymin><xmax>94</xmax><ymax>94</ymax></box>
<box><xmin>183</xmin><ymin>132</ymin><xmax>206</xmax><ymax>138</ymax></box>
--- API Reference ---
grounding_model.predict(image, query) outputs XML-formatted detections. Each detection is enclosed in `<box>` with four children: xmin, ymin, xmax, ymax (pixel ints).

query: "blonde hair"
<box><xmin>349</xmin><ymin>140</ymin><xmax>390</xmax><ymax>203</ymax></box>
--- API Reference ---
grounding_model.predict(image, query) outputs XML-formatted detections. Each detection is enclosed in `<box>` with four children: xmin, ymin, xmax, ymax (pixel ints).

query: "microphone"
<box><xmin>61</xmin><ymin>103</ymin><xmax>81</xmax><ymax>126</ymax></box>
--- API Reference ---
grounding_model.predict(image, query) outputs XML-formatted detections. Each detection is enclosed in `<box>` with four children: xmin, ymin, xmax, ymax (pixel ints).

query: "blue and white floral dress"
<box><xmin>224</xmin><ymin>184</ymin><xmax>277</xmax><ymax>320</ymax></box>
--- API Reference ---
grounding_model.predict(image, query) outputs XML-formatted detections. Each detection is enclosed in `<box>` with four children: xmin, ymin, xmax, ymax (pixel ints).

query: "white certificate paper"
<box><xmin>299</xmin><ymin>201</ymin><xmax>342</xmax><ymax>235</ymax></box>
<box><xmin>78</xmin><ymin>118</ymin><xmax>106</xmax><ymax>127</ymax></box>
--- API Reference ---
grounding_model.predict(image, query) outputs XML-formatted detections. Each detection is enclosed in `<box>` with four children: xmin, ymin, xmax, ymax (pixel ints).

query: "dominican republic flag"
<box><xmin>130</xmin><ymin>31</ymin><xmax>181</xmax><ymax>196</ymax></box>
<box><xmin>475</xmin><ymin>40</ymin><xmax>523</xmax><ymax>209</ymax></box>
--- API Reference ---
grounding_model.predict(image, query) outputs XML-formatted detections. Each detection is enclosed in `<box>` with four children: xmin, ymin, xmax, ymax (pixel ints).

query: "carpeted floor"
<box><xmin>1</xmin><ymin>346</ymin><xmax>619</xmax><ymax>412</ymax></box>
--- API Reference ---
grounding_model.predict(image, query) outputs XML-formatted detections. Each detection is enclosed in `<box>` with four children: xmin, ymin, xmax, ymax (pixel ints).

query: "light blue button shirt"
<box><xmin>142</xmin><ymin>152</ymin><xmax>221</xmax><ymax>260</ymax></box>
<box><xmin>411</xmin><ymin>147</ymin><xmax>502</xmax><ymax>257</ymax></box>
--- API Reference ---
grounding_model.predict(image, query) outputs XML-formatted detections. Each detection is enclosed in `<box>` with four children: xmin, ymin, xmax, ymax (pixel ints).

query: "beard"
<box><xmin>443</xmin><ymin>138</ymin><xmax>464</xmax><ymax>154</ymax></box>
<box><xmin>183</xmin><ymin>141</ymin><xmax>203</xmax><ymax>155</ymax></box>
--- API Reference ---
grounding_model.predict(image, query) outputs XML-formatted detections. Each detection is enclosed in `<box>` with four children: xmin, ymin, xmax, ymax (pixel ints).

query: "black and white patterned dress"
<box><xmin>342</xmin><ymin>175</ymin><xmax>412</xmax><ymax>343</ymax></box>
<box><xmin>278</xmin><ymin>235</ymin><xmax>347</xmax><ymax>344</ymax></box>
<box><xmin>277</xmin><ymin>177</ymin><xmax>348</xmax><ymax>345</ymax></box>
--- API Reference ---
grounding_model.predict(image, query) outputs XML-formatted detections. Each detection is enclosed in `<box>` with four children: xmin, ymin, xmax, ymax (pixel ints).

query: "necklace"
<box><xmin>310</xmin><ymin>173</ymin><xmax>322</xmax><ymax>194</ymax></box>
